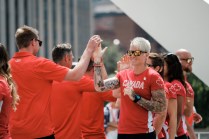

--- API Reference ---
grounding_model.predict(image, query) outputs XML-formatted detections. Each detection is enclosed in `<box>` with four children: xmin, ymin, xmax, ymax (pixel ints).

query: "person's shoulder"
<box><xmin>0</xmin><ymin>76</ymin><xmax>7</xmax><ymax>85</ymax></box>
<box><xmin>171</xmin><ymin>80</ymin><xmax>181</xmax><ymax>85</ymax></box>
<box><xmin>147</xmin><ymin>67</ymin><xmax>159</xmax><ymax>75</ymax></box>
<box><xmin>0</xmin><ymin>76</ymin><xmax>10</xmax><ymax>94</ymax></box>
<box><xmin>35</xmin><ymin>57</ymin><xmax>57</xmax><ymax>66</ymax></box>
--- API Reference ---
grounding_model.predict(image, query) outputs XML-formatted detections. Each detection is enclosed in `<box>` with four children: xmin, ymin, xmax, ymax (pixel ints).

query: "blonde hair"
<box><xmin>130</xmin><ymin>37</ymin><xmax>151</xmax><ymax>53</ymax></box>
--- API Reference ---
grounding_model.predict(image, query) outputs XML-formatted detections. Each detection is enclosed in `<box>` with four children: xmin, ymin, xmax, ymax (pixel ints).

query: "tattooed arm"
<box><xmin>124</xmin><ymin>88</ymin><xmax>166</xmax><ymax>113</ymax></box>
<box><xmin>94</xmin><ymin>66</ymin><xmax>120</xmax><ymax>92</ymax></box>
<box><xmin>136</xmin><ymin>89</ymin><xmax>166</xmax><ymax>113</ymax></box>
<box><xmin>153</xmin><ymin>98</ymin><xmax>168</xmax><ymax>135</ymax></box>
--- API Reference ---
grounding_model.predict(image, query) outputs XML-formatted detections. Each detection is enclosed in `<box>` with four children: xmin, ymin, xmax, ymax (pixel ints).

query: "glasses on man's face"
<box><xmin>180</xmin><ymin>57</ymin><xmax>194</xmax><ymax>64</ymax></box>
<box><xmin>127</xmin><ymin>50</ymin><xmax>146</xmax><ymax>57</ymax></box>
<box><xmin>35</xmin><ymin>39</ymin><xmax>42</xmax><ymax>47</ymax></box>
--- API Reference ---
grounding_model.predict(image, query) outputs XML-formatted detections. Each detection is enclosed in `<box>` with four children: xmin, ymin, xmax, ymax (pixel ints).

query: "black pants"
<box><xmin>118</xmin><ymin>131</ymin><xmax>156</xmax><ymax>139</ymax></box>
<box><xmin>175</xmin><ymin>134</ymin><xmax>188</xmax><ymax>139</ymax></box>
<box><xmin>36</xmin><ymin>134</ymin><xmax>55</xmax><ymax>139</ymax></box>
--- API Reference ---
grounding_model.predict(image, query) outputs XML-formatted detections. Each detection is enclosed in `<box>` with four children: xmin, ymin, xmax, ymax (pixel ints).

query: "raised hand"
<box><xmin>87</xmin><ymin>35</ymin><xmax>102</xmax><ymax>54</ymax></box>
<box><xmin>92</xmin><ymin>43</ymin><xmax>107</xmax><ymax>63</ymax></box>
<box><xmin>117</xmin><ymin>54</ymin><xmax>131</xmax><ymax>72</ymax></box>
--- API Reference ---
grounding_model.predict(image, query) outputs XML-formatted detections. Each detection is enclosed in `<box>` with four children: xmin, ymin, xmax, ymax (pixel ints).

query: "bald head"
<box><xmin>176</xmin><ymin>49</ymin><xmax>191</xmax><ymax>58</ymax></box>
<box><xmin>176</xmin><ymin>49</ymin><xmax>193</xmax><ymax>73</ymax></box>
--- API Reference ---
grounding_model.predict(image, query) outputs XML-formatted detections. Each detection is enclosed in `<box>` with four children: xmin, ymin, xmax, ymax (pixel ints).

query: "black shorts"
<box><xmin>118</xmin><ymin>131</ymin><xmax>156</xmax><ymax>139</ymax></box>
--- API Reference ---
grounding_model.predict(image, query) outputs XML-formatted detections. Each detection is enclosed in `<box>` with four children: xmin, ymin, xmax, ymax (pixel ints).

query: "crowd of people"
<box><xmin>0</xmin><ymin>25</ymin><xmax>202</xmax><ymax>139</ymax></box>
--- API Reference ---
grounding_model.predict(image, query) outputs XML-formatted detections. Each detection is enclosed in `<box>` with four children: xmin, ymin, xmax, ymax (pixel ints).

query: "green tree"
<box><xmin>188</xmin><ymin>73</ymin><xmax>209</xmax><ymax>129</ymax></box>
<box><xmin>101</xmin><ymin>41</ymin><xmax>123</xmax><ymax>77</ymax></box>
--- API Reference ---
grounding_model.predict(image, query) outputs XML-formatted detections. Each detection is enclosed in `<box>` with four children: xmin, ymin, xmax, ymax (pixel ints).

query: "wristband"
<box><xmin>133</xmin><ymin>94</ymin><xmax>141</xmax><ymax>103</ymax></box>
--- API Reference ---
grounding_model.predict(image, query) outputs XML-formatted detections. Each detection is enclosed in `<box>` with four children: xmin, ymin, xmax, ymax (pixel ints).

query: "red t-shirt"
<box><xmin>116</xmin><ymin>68</ymin><xmax>164</xmax><ymax>134</ymax></box>
<box><xmin>80</xmin><ymin>87</ymin><xmax>116</xmax><ymax>139</ymax></box>
<box><xmin>51</xmin><ymin>76</ymin><xmax>97</xmax><ymax>139</ymax></box>
<box><xmin>165</xmin><ymin>81</ymin><xmax>177</xmax><ymax>99</ymax></box>
<box><xmin>9</xmin><ymin>52</ymin><xmax>68</xmax><ymax>139</ymax></box>
<box><xmin>0</xmin><ymin>76</ymin><xmax>12</xmax><ymax>139</ymax></box>
<box><xmin>171</xmin><ymin>80</ymin><xmax>187</xmax><ymax>136</ymax></box>
<box><xmin>185</xmin><ymin>81</ymin><xmax>194</xmax><ymax>98</ymax></box>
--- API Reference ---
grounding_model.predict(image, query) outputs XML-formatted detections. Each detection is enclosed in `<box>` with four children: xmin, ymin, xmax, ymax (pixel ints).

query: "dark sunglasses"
<box><xmin>180</xmin><ymin>57</ymin><xmax>194</xmax><ymax>64</ymax></box>
<box><xmin>127</xmin><ymin>50</ymin><xmax>146</xmax><ymax>56</ymax></box>
<box><xmin>35</xmin><ymin>39</ymin><xmax>42</xmax><ymax>47</ymax></box>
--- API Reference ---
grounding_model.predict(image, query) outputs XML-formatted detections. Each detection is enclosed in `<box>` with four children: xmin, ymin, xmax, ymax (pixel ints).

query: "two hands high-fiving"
<box><xmin>92</xmin><ymin>43</ymin><xmax>107</xmax><ymax>63</ymax></box>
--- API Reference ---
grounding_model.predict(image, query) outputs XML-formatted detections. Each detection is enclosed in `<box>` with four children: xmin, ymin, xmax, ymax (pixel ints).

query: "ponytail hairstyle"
<box><xmin>0</xmin><ymin>44</ymin><xmax>19</xmax><ymax>111</ymax></box>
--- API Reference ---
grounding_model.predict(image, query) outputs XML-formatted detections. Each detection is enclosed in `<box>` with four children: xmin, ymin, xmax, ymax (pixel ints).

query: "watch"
<box><xmin>133</xmin><ymin>94</ymin><xmax>141</xmax><ymax>103</ymax></box>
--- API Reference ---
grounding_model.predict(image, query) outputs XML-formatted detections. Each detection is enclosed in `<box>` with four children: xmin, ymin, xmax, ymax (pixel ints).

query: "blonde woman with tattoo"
<box><xmin>93</xmin><ymin>37</ymin><xmax>166</xmax><ymax>139</ymax></box>
<box><xmin>0</xmin><ymin>44</ymin><xmax>19</xmax><ymax>139</ymax></box>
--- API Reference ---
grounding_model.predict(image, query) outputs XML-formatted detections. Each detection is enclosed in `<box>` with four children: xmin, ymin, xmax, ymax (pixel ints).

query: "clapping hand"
<box><xmin>117</xmin><ymin>54</ymin><xmax>131</xmax><ymax>72</ymax></box>
<box><xmin>124</xmin><ymin>87</ymin><xmax>135</xmax><ymax>101</ymax></box>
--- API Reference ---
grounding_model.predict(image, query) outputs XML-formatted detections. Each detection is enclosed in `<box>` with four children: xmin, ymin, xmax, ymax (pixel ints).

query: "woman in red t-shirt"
<box><xmin>93</xmin><ymin>37</ymin><xmax>166</xmax><ymax>139</ymax></box>
<box><xmin>0</xmin><ymin>44</ymin><xmax>19</xmax><ymax>139</ymax></box>
<box><xmin>163</xmin><ymin>53</ymin><xmax>187</xmax><ymax>139</ymax></box>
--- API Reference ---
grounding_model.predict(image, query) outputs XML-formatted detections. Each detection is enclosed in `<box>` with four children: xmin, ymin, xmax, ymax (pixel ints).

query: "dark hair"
<box><xmin>0</xmin><ymin>44</ymin><xmax>9</xmax><ymax>72</ymax></box>
<box><xmin>52</xmin><ymin>43</ymin><xmax>72</xmax><ymax>63</ymax></box>
<box><xmin>163</xmin><ymin>53</ymin><xmax>186</xmax><ymax>87</ymax></box>
<box><xmin>15</xmin><ymin>25</ymin><xmax>39</xmax><ymax>49</ymax></box>
<box><xmin>87</xmin><ymin>59</ymin><xmax>94</xmax><ymax>71</ymax></box>
<box><xmin>0</xmin><ymin>44</ymin><xmax>19</xmax><ymax>110</ymax></box>
<box><xmin>148</xmin><ymin>53</ymin><xmax>164</xmax><ymax>77</ymax></box>
<box><xmin>77</xmin><ymin>58</ymin><xmax>94</xmax><ymax>72</ymax></box>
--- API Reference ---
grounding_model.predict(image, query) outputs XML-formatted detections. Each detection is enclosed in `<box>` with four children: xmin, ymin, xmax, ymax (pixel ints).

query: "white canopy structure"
<box><xmin>111</xmin><ymin>0</ymin><xmax>209</xmax><ymax>86</ymax></box>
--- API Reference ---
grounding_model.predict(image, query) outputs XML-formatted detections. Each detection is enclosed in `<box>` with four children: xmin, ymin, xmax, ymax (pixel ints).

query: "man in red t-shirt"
<box><xmin>9</xmin><ymin>25</ymin><xmax>101</xmax><ymax>139</ymax></box>
<box><xmin>51</xmin><ymin>43</ymin><xmax>116</xmax><ymax>139</ymax></box>
<box><xmin>176</xmin><ymin>49</ymin><xmax>202</xmax><ymax>139</ymax></box>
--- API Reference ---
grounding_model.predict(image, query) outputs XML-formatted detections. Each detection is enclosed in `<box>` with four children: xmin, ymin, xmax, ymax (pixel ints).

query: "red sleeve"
<box><xmin>165</xmin><ymin>82</ymin><xmax>177</xmax><ymax>99</ymax></box>
<box><xmin>150</xmin><ymin>72</ymin><xmax>164</xmax><ymax>91</ymax></box>
<box><xmin>0</xmin><ymin>81</ymin><xmax>7</xmax><ymax>97</ymax></box>
<box><xmin>171</xmin><ymin>80</ymin><xmax>186</xmax><ymax>97</ymax></box>
<box><xmin>186</xmin><ymin>82</ymin><xmax>194</xmax><ymax>98</ymax></box>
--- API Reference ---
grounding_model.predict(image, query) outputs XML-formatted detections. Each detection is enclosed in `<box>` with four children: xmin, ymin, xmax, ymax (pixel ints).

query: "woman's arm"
<box><xmin>137</xmin><ymin>89</ymin><xmax>166</xmax><ymax>113</ymax></box>
<box><xmin>153</xmin><ymin>98</ymin><xmax>167</xmax><ymax>135</ymax></box>
<box><xmin>176</xmin><ymin>95</ymin><xmax>184</xmax><ymax>129</ymax></box>
<box><xmin>94</xmin><ymin>66</ymin><xmax>120</xmax><ymax>92</ymax></box>
<box><xmin>168</xmin><ymin>98</ymin><xmax>177</xmax><ymax>139</ymax></box>
<box><xmin>124</xmin><ymin>88</ymin><xmax>166</xmax><ymax>113</ymax></box>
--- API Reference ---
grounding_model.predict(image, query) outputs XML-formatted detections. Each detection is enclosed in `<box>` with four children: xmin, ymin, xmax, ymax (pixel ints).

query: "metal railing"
<box><xmin>195</xmin><ymin>131</ymin><xmax>209</xmax><ymax>139</ymax></box>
